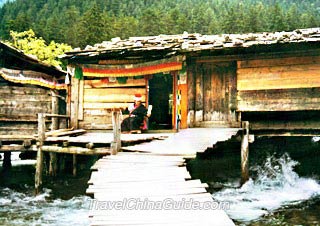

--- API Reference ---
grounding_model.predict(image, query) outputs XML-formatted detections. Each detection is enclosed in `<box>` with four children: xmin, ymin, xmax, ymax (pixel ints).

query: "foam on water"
<box><xmin>213</xmin><ymin>153</ymin><xmax>320</xmax><ymax>222</ymax></box>
<box><xmin>0</xmin><ymin>187</ymin><xmax>92</xmax><ymax>226</ymax></box>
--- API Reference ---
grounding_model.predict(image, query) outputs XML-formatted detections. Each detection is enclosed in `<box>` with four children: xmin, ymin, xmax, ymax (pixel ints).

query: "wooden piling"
<box><xmin>72</xmin><ymin>154</ymin><xmax>77</xmax><ymax>176</ymax></box>
<box><xmin>35</xmin><ymin>113</ymin><xmax>46</xmax><ymax>194</ymax></box>
<box><xmin>3</xmin><ymin>152</ymin><xmax>12</xmax><ymax>170</ymax></box>
<box><xmin>111</xmin><ymin>111</ymin><xmax>121</xmax><ymax>155</ymax></box>
<box><xmin>49</xmin><ymin>152</ymin><xmax>57</xmax><ymax>177</ymax></box>
<box><xmin>49</xmin><ymin>91</ymin><xmax>59</xmax><ymax>177</ymax></box>
<box><xmin>59</xmin><ymin>154</ymin><xmax>66</xmax><ymax>173</ymax></box>
<box><xmin>241</xmin><ymin>121</ymin><xmax>250</xmax><ymax>185</ymax></box>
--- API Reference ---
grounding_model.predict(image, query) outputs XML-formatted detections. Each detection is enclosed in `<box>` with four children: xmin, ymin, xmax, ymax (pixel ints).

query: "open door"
<box><xmin>148</xmin><ymin>73</ymin><xmax>173</xmax><ymax>129</ymax></box>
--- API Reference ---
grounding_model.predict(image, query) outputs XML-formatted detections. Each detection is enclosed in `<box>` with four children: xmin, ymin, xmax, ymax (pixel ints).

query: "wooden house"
<box><xmin>62</xmin><ymin>28</ymin><xmax>320</xmax><ymax>133</ymax></box>
<box><xmin>0</xmin><ymin>41</ymin><xmax>67</xmax><ymax>137</ymax></box>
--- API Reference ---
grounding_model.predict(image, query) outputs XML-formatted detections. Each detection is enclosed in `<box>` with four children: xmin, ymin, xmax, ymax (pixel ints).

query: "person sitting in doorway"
<box><xmin>121</xmin><ymin>94</ymin><xmax>150</xmax><ymax>133</ymax></box>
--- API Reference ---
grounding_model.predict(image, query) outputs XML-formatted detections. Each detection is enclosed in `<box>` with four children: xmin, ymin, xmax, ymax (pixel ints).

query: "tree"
<box><xmin>6</xmin><ymin>29</ymin><xmax>72</xmax><ymax>67</ymax></box>
<box><xmin>245</xmin><ymin>2</ymin><xmax>266</xmax><ymax>32</ymax></box>
<box><xmin>285</xmin><ymin>4</ymin><xmax>299</xmax><ymax>31</ymax></box>
<box><xmin>268</xmin><ymin>3</ymin><xmax>286</xmax><ymax>31</ymax></box>
<box><xmin>78</xmin><ymin>3</ymin><xmax>106</xmax><ymax>47</ymax></box>
<box><xmin>60</xmin><ymin>5</ymin><xmax>81</xmax><ymax>47</ymax></box>
<box><xmin>45</xmin><ymin>13</ymin><xmax>65</xmax><ymax>43</ymax></box>
<box><xmin>110</xmin><ymin>15</ymin><xmax>139</xmax><ymax>39</ymax></box>
<box><xmin>1</xmin><ymin>0</ymin><xmax>320</xmax><ymax>44</ymax></box>
<box><xmin>163</xmin><ymin>8</ymin><xmax>181</xmax><ymax>34</ymax></box>
<box><xmin>138</xmin><ymin>8</ymin><xmax>165</xmax><ymax>36</ymax></box>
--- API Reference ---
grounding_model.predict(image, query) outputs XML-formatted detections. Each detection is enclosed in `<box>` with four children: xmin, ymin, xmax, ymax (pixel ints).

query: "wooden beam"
<box><xmin>237</xmin><ymin>64</ymin><xmax>320</xmax><ymax>91</ymax></box>
<box><xmin>237</xmin><ymin>88</ymin><xmax>320</xmax><ymax>112</ymax></box>
<box><xmin>0</xmin><ymin>145</ymin><xmax>37</xmax><ymax>152</ymax></box>
<box><xmin>238</xmin><ymin>55</ymin><xmax>320</xmax><ymax>68</ymax></box>
<box><xmin>84</xmin><ymin>78</ymin><xmax>145</xmax><ymax>88</ymax></box>
<box><xmin>249</xmin><ymin>120</ymin><xmax>320</xmax><ymax>130</ymax></box>
<box><xmin>41</xmin><ymin>146</ymin><xmax>111</xmax><ymax>155</ymax></box>
<box><xmin>195</xmin><ymin>49</ymin><xmax>320</xmax><ymax>63</ymax></box>
<box><xmin>44</xmin><ymin>114</ymin><xmax>70</xmax><ymax>119</ymax></box>
<box><xmin>0</xmin><ymin>135</ymin><xmax>35</xmax><ymax>141</ymax></box>
<box><xmin>45</xmin><ymin>129</ymin><xmax>86</xmax><ymax>137</ymax></box>
<box><xmin>83</xmin><ymin>102</ymin><xmax>139</xmax><ymax>109</ymax></box>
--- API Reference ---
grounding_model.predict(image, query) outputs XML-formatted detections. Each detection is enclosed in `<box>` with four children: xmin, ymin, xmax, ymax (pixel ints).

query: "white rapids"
<box><xmin>213</xmin><ymin>153</ymin><xmax>320</xmax><ymax>222</ymax></box>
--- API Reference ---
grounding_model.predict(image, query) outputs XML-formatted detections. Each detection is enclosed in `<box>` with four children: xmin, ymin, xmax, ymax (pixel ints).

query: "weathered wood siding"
<box><xmin>73</xmin><ymin>77</ymin><xmax>147</xmax><ymax>130</ymax></box>
<box><xmin>237</xmin><ymin>56</ymin><xmax>320</xmax><ymax>112</ymax></box>
<box><xmin>0</xmin><ymin>77</ymin><xmax>52</xmax><ymax>135</ymax></box>
<box><xmin>187</xmin><ymin>61</ymin><xmax>237</xmax><ymax>127</ymax></box>
<box><xmin>187</xmin><ymin>65</ymin><xmax>196</xmax><ymax>127</ymax></box>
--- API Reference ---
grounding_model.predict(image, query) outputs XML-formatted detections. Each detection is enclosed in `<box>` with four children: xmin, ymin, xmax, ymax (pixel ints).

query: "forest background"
<box><xmin>0</xmin><ymin>0</ymin><xmax>319</xmax><ymax>49</ymax></box>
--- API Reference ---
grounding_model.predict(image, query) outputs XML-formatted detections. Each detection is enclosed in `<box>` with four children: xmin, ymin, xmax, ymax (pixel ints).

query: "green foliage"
<box><xmin>0</xmin><ymin>0</ymin><xmax>319</xmax><ymax>48</ymax></box>
<box><xmin>6</xmin><ymin>29</ymin><xmax>72</xmax><ymax>67</ymax></box>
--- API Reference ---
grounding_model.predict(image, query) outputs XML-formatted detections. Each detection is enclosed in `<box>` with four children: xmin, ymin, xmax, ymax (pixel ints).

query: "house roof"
<box><xmin>62</xmin><ymin>27</ymin><xmax>320</xmax><ymax>61</ymax></box>
<box><xmin>0</xmin><ymin>41</ymin><xmax>67</xmax><ymax>89</ymax></box>
<box><xmin>0</xmin><ymin>41</ymin><xmax>66</xmax><ymax>76</ymax></box>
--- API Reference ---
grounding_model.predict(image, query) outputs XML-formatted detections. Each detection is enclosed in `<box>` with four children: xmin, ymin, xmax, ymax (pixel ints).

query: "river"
<box><xmin>0</xmin><ymin>154</ymin><xmax>92</xmax><ymax>226</ymax></box>
<box><xmin>1</xmin><ymin>136</ymin><xmax>319</xmax><ymax>225</ymax></box>
<box><xmin>188</xmin><ymin>136</ymin><xmax>320</xmax><ymax>225</ymax></box>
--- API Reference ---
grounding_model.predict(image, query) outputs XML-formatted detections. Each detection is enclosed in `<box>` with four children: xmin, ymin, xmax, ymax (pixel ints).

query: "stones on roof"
<box><xmin>65</xmin><ymin>27</ymin><xmax>320</xmax><ymax>56</ymax></box>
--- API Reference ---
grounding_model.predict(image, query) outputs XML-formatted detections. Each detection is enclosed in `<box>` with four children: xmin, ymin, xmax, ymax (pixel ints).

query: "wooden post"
<box><xmin>72</xmin><ymin>154</ymin><xmax>77</xmax><ymax>176</ymax></box>
<box><xmin>59</xmin><ymin>154</ymin><xmax>66</xmax><ymax>173</ymax></box>
<box><xmin>111</xmin><ymin>111</ymin><xmax>121</xmax><ymax>155</ymax></box>
<box><xmin>35</xmin><ymin>113</ymin><xmax>46</xmax><ymax>194</ymax></box>
<box><xmin>49</xmin><ymin>90</ymin><xmax>58</xmax><ymax>177</ymax></box>
<box><xmin>3</xmin><ymin>152</ymin><xmax>12</xmax><ymax>170</ymax></box>
<box><xmin>241</xmin><ymin>121</ymin><xmax>250</xmax><ymax>185</ymax></box>
<box><xmin>237</xmin><ymin>112</ymin><xmax>242</xmax><ymax>123</ymax></box>
<box><xmin>70</xmin><ymin>77</ymin><xmax>79</xmax><ymax>129</ymax></box>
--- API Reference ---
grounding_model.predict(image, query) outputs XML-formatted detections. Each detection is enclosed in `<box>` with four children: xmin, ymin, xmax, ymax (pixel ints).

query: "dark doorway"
<box><xmin>148</xmin><ymin>73</ymin><xmax>173</xmax><ymax>129</ymax></box>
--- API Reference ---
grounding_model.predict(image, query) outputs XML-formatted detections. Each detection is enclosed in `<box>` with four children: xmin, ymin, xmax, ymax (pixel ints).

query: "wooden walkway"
<box><xmin>122</xmin><ymin>128</ymin><xmax>240</xmax><ymax>158</ymax></box>
<box><xmin>87</xmin><ymin>128</ymin><xmax>239</xmax><ymax>226</ymax></box>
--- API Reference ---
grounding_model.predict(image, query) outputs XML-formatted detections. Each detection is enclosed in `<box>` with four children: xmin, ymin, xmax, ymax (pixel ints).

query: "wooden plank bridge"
<box><xmin>0</xmin><ymin>110</ymin><xmax>240</xmax><ymax>225</ymax></box>
<box><xmin>87</xmin><ymin>128</ymin><xmax>239</xmax><ymax>226</ymax></box>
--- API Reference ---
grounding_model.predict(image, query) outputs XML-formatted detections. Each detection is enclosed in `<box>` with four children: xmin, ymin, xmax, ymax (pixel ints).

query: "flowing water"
<box><xmin>0</xmin><ymin>187</ymin><xmax>91</xmax><ymax>226</ymax></box>
<box><xmin>188</xmin><ymin>136</ymin><xmax>320</xmax><ymax>226</ymax></box>
<box><xmin>214</xmin><ymin>154</ymin><xmax>320</xmax><ymax>225</ymax></box>
<box><xmin>1</xmin><ymin>136</ymin><xmax>320</xmax><ymax>225</ymax></box>
<box><xmin>0</xmin><ymin>154</ymin><xmax>93</xmax><ymax>226</ymax></box>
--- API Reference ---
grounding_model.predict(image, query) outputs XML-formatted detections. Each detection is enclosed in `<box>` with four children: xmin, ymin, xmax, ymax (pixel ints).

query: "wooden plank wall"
<box><xmin>0</xmin><ymin>77</ymin><xmax>52</xmax><ymax>135</ymax></box>
<box><xmin>237</xmin><ymin>56</ymin><xmax>320</xmax><ymax>112</ymax></box>
<box><xmin>77</xmin><ymin>77</ymin><xmax>147</xmax><ymax>130</ymax></box>
<box><xmin>187</xmin><ymin>65</ymin><xmax>196</xmax><ymax>127</ymax></box>
<box><xmin>187</xmin><ymin>62</ymin><xmax>237</xmax><ymax>127</ymax></box>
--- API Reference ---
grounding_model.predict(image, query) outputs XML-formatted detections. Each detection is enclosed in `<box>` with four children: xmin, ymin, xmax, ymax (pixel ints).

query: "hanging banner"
<box><xmin>0</xmin><ymin>68</ymin><xmax>66</xmax><ymax>90</ymax></box>
<box><xmin>82</xmin><ymin>56</ymin><xmax>184</xmax><ymax>77</ymax></box>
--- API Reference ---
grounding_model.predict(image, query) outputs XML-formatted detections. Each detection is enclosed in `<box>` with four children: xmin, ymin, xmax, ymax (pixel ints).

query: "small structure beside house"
<box><xmin>0</xmin><ymin>41</ymin><xmax>67</xmax><ymax>172</ymax></box>
<box><xmin>62</xmin><ymin>27</ymin><xmax>320</xmax><ymax>134</ymax></box>
<box><xmin>0</xmin><ymin>41</ymin><xmax>67</xmax><ymax>137</ymax></box>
